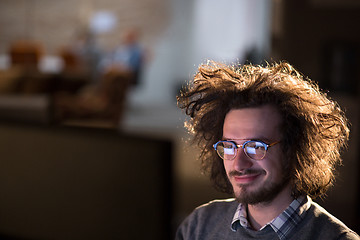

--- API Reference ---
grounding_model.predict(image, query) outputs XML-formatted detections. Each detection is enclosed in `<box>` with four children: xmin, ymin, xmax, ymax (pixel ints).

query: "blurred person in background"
<box><xmin>100</xmin><ymin>28</ymin><xmax>145</xmax><ymax>86</ymax></box>
<box><xmin>175</xmin><ymin>61</ymin><xmax>359</xmax><ymax>239</ymax></box>
<box><xmin>54</xmin><ymin>29</ymin><xmax>138</xmax><ymax>124</ymax></box>
<box><xmin>60</xmin><ymin>28</ymin><xmax>102</xmax><ymax>82</ymax></box>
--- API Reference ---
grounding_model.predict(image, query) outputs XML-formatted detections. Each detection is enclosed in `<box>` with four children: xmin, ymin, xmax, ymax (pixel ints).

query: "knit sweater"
<box><xmin>175</xmin><ymin>198</ymin><xmax>359</xmax><ymax>240</ymax></box>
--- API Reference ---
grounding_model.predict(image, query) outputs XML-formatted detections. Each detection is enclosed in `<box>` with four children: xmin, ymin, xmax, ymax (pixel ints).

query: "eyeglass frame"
<box><xmin>213</xmin><ymin>139</ymin><xmax>280</xmax><ymax>161</ymax></box>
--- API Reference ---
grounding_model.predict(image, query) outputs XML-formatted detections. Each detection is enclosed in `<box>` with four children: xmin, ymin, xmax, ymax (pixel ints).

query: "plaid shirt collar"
<box><xmin>231</xmin><ymin>196</ymin><xmax>311</xmax><ymax>240</ymax></box>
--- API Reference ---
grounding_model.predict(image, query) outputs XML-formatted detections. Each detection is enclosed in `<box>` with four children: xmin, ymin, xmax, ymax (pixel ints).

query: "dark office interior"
<box><xmin>0</xmin><ymin>0</ymin><xmax>359</xmax><ymax>239</ymax></box>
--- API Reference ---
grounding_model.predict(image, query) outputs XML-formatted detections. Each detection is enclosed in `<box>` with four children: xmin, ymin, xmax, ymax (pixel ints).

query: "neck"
<box><xmin>247</xmin><ymin>184</ymin><xmax>293</xmax><ymax>230</ymax></box>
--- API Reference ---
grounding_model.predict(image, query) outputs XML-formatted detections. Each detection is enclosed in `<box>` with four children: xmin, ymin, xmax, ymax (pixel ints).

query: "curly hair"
<box><xmin>177</xmin><ymin>60</ymin><xmax>350</xmax><ymax>199</ymax></box>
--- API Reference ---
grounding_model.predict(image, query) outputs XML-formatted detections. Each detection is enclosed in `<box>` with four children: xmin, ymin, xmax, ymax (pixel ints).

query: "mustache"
<box><xmin>229</xmin><ymin>169</ymin><xmax>265</xmax><ymax>177</ymax></box>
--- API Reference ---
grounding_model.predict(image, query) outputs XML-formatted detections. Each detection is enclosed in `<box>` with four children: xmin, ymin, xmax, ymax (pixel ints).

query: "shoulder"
<box><xmin>195</xmin><ymin>198</ymin><xmax>238</xmax><ymax>212</ymax></box>
<box><xmin>175</xmin><ymin>198</ymin><xmax>238</xmax><ymax>240</ymax></box>
<box><xmin>184</xmin><ymin>198</ymin><xmax>238</xmax><ymax>223</ymax></box>
<box><xmin>302</xmin><ymin>201</ymin><xmax>360</xmax><ymax>239</ymax></box>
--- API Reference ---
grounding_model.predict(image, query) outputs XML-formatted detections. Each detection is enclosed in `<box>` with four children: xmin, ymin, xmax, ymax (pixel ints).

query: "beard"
<box><xmin>229</xmin><ymin>168</ymin><xmax>291</xmax><ymax>205</ymax></box>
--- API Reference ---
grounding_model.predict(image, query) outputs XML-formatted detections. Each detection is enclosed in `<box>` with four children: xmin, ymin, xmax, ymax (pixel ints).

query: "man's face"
<box><xmin>222</xmin><ymin>105</ymin><xmax>291</xmax><ymax>205</ymax></box>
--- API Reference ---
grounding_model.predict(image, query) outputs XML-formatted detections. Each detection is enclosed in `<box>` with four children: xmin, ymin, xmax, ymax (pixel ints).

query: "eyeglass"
<box><xmin>213</xmin><ymin>140</ymin><xmax>280</xmax><ymax>161</ymax></box>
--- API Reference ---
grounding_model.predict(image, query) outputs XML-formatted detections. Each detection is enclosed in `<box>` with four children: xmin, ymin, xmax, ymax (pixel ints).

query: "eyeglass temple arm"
<box><xmin>268</xmin><ymin>141</ymin><xmax>280</xmax><ymax>147</ymax></box>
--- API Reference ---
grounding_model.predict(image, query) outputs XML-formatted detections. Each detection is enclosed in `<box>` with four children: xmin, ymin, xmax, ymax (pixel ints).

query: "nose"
<box><xmin>232</xmin><ymin>149</ymin><xmax>253</xmax><ymax>172</ymax></box>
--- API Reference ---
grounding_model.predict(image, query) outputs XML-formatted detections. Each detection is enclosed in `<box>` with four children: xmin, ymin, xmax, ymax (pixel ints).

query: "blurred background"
<box><xmin>0</xmin><ymin>0</ymin><xmax>359</xmax><ymax>239</ymax></box>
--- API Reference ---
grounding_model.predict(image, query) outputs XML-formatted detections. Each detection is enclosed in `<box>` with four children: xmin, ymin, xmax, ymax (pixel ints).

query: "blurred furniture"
<box><xmin>0</xmin><ymin>123</ymin><xmax>173</xmax><ymax>240</ymax></box>
<box><xmin>0</xmin><ymin>94</ymin><xmax>50</xmax><ymax>124</ymax></box>
<box><xmin>0</xmin><ymin>66</ymin><xmax>130</xmax><ymax>126</ymax></box>
<box><xmin>9</xmin><ymin>40</ymin><xmax>43</xmax><ymax>69</ymax></box>
<box><xmin>59</xmin><ymin>46</ymin><xmax>83</xmax><ymax>71</ymax></box>
<box><xmin>54</xmin><ymin>69</ymin><xmax>131</xmax><ymax>126</ymax></box>
<box><xmin>3</xmin><ymin>40</ymin><xmax>50</xmax><ymax>95</ymax></box>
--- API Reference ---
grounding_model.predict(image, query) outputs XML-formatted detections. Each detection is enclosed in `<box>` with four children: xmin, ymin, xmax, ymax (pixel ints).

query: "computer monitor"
<box><xmin>0</xmin><ymin>123</ymin><xmax>173</xmax><ymax>240</ymax></box>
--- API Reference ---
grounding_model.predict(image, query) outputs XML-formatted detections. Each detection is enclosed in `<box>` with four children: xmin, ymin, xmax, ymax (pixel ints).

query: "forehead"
<box><xmin>223</xmin><ymin>105</ymin><xmax>283</xmax><ymax>140</ymax></box>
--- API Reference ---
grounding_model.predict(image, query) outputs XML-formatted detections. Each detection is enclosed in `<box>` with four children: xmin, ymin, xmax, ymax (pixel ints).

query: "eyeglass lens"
<box><xmin>216</xmin><ymin>141</ymin><xmax>267</xmax><ymax>160</ymax></box>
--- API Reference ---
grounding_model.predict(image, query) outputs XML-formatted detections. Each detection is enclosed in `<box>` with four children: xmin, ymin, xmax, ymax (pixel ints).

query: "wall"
<box><xmin>0</xmin><ymin>0</ymin><xmax>170</xmax><ymax>53</ymax></box>
<box><xmin>0</xmin><ymin>0</ymin><xmax>272</xmax><ymax>106</ymax></box>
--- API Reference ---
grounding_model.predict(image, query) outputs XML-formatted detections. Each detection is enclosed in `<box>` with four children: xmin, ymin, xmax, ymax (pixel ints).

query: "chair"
<box><xmin>9</xmin><ymin>40</ymin><xmax>43</xmax><ymax>69</ymax></box>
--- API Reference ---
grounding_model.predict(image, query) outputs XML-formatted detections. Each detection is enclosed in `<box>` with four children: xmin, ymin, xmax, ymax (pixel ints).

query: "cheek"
<box><xmin>223</xmin><ymin>160</ymin><xmax>231</xmax><ymax>173</ymax></box>
<box><xmin>262</xmin><ymin>157</ymin><xmax>285</xmax><ymax>179</ymax></box>
<box><xmin>266</xmin><ymin>148</ymin><xmax>285</xmax><ymax>167</ymax></box>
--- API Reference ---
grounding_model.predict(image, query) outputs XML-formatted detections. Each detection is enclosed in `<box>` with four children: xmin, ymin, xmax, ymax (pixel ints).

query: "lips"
<box><xmin>229</xmin><ymin>170</ymin><xmax>265</xmax><ymax>185</ymax></box>
<box><xmin>233</xmin><ymin>173</ymin><xmax>261</xmax><ymax>184</ymax></box>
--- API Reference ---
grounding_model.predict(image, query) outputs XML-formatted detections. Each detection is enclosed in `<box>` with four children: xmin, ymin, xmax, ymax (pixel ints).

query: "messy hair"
<box><xmin>177</xmin><ymin>61</ymin><xmax>349</xmax><ymax>199</ymax></box>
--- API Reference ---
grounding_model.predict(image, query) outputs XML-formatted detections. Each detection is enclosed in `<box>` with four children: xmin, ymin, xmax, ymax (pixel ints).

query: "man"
<box><xmin>102</xmin><ymin>28</ymin><xmax>145</xmax><ymax>86</ymax></box>
<box><xmin>175</xmin><ymin>61</ymin><xmax>359</xmax><ymax>239</ymax></box>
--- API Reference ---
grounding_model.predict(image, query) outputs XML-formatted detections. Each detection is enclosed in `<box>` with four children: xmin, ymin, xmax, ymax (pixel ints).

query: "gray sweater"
<box><xmin>175</xmin><ymin>199</ymin><xmax>359</xmax><ymax>240</ymax></box>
